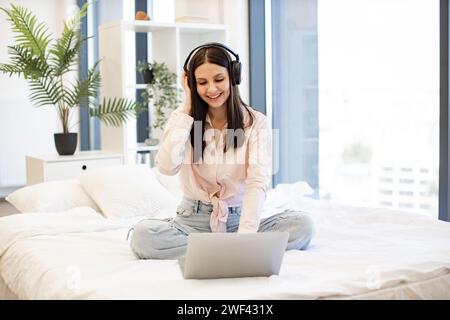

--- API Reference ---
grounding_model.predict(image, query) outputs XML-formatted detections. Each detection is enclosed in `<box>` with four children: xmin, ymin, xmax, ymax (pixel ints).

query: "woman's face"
<box><xmin>194</xmin><ymin>62</ymin><xmax>230</xmax><ymax>109</ymax></box>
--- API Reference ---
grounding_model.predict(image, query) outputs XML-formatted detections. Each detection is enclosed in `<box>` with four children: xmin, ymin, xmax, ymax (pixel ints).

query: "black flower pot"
<box><xmin>141</xmin><ymin>67</ymin><xmax>154</xmax><ymax>84</ymax></box>
<box><xmin>54</xmin><ymin>133</ymin><xmax>77</xmax><ymax>155</ymax></box>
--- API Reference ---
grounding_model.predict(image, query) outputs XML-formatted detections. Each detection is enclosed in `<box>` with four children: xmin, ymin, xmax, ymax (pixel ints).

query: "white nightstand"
<box><xmin>26</xmin><ymin>151</ymin><xmax>123</xmax><ymax>185</ymax></box>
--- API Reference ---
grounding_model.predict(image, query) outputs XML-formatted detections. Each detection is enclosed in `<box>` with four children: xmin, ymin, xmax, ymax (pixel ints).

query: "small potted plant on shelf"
<box><xmin>0</xmin><ymin>3</ymin><xmax>144</xmax><ymax>155</ymax></box>
<box><xmin>137</xmin><ymin>60</ymin><xmax>181</xmax><ymax>146</ymax></box>
<box><xmin>138</xmin><ymin>61</ymin><xmax>154</xmax><ymax>85</ymax></box>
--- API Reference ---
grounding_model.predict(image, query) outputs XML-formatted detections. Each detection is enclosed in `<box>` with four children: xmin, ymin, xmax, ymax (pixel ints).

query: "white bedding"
<box><xmin>1</xmin><ymin>186</ymin><xmax>450</xmax><ymax>299</ymax></box>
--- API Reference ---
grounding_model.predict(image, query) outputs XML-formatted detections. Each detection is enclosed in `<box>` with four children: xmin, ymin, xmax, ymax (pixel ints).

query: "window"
<box><xmin>269</xmin><ymin>0</ymin><xmax>439</xmax><ymax>218</ymax></box>
<box><xmin>78</xmin><ymin>0</ymin><xmax>100</xmax><ymax>150</ymax></box>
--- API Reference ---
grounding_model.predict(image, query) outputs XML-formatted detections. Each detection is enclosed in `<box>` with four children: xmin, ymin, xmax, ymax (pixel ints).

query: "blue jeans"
<box><xmin>130</xmin><ymin>197</ymin><xmax>314</xmax><ymax>259</ymax></box>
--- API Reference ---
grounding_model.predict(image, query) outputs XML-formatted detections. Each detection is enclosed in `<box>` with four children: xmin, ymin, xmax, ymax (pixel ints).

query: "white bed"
<box><xmin>1</xmin><ymin>182</ymin><xmax>450</xmax><ymax>300</ymax></box>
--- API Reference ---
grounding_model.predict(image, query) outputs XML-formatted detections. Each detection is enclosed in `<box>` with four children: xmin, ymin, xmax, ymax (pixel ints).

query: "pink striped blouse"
<box><xmin>155</xmin><ymin>105</ymin><xmax>272</xmax><ymax>233</ymax></box>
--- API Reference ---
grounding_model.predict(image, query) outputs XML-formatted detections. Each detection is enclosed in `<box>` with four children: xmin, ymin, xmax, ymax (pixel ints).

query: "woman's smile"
<box><xmin>206</xmin><ymin>92</ymin><xmax>222</xmax><ymax>102</ymax></box>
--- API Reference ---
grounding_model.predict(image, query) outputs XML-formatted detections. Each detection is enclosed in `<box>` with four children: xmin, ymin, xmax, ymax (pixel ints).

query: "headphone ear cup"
<box><xmin>231</xmin><ymin>61</ymin><xmax>242</xmax><ymax>86</ymax></box>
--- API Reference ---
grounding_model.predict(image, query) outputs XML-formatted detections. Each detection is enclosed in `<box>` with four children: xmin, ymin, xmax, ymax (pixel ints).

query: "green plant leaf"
<box><xmin>0</xmin><ymin>4</ymin><xmax>52</xmax><ymax>59</ymax></box>
<box><xmin>28</xmin><ymin>74</ymin><xmax>62</xmax><ymax>107</ymax></box>
<box><xmin>0</xmin><ymin>62</ymin><xmax>22</xmax><ymax>76</ymax></box>
<box><xmin>64</xmin><ymin>61</ymin><xmax>101</xmax><ymax>108</ymax></box>
<box><xmin>50</xmin><ymin>27</ymin><xmax>78</xmax><ymax>76</ymax></box>
<box><xmin>89</xmin><ymin>97</ymin><xmax>141</xmax><ymax>127</ymax></box>
<box><xmin>0</xmin><ymin>45</ymin><xmax>50</xmax><ymax>79</ymax></box>
<box><xmin>49</xmin><ymin>2</ymin><xmax>89</xmax><ymax>76</ymax></box>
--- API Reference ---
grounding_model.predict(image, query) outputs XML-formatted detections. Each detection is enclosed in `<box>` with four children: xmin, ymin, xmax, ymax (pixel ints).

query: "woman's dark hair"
<box><xmin>186</xmin><ymin>46</ymin><xmax>254</xmax><ymax>163</ymax></box>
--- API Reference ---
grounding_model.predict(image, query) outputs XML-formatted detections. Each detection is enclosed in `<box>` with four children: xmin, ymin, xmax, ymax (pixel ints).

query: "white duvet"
<box><xmin>1</xmin><ymin>183</ymin><xmax>450</xmax><ymax>299</ymax></box>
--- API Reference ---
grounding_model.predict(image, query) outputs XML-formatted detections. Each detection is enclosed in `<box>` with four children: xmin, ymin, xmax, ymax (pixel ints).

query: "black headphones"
<box><xmin>183</xmin><ymin>42</ymin><xmax>242</xmax><ymax>86</ymax></box>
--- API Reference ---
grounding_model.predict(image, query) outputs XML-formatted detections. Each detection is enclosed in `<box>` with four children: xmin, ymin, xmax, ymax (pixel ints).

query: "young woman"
<box><xmin>130</xmin><ymin>43</ymin><xmax>314</xmax><ymax>259</ymax></box>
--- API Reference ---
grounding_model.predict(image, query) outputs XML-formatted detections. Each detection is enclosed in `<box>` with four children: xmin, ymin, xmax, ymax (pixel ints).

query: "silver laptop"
<box><xmin>178</xmin><ymin>232</ymin><xmax>289</xmax><ymax>279</ymax></box>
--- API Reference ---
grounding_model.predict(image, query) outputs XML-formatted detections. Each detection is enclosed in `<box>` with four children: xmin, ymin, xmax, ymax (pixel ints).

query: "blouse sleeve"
<box><xmin>155</xmin><ymin>108</ymin><xmax>193</xmax><ymax>176</ymax></box>
<box><xmin>238</xmin><ymin>116</ymin><xmax>272</xmax><ymax>233</ymax></box>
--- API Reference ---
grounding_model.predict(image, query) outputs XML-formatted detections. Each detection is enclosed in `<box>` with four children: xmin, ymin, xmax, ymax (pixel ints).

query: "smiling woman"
<box><xmin>128</xmin><ymin>42</ymin><xmax>315</xmax><ymax>260</ymax></box>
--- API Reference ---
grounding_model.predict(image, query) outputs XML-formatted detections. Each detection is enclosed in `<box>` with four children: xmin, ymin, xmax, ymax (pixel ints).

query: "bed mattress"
<box><xmin>0</xmin><ymin>196</ymin><xmax>449</xmax><ymax>300</ymax></box>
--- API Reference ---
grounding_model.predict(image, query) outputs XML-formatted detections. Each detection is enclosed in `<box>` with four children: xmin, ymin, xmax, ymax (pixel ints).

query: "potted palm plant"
<box><xmin>0</xmin><ymin>3</ymin><xmax>143</xmax><ymax>155</ymax></box>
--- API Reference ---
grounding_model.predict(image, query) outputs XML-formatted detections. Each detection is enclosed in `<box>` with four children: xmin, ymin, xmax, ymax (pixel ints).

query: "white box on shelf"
<box><xmin>25</xmin><ymin>151</ymin><xmax>123</xmax><ymax>185</ymax></box>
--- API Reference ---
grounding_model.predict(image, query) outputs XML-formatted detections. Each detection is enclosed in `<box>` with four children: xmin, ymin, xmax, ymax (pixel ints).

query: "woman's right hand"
<box><xmin>180</xmin><ymin>70</ymin><xmax>192</xmax><ymax>115</ymax></box>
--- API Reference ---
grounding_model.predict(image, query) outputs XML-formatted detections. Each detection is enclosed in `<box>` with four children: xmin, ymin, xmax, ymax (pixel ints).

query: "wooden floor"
<box><xmin>0</xmin><ymin>199</ymin><xmax>19</xmax><ymax>217</ymax></box>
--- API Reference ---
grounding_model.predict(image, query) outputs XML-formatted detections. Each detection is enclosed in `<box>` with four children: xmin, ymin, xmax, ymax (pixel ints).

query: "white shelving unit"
<box><xmin>98</xmin><ymin>20</ymin><xmax>228</xmax><ymax>164</ymax></box>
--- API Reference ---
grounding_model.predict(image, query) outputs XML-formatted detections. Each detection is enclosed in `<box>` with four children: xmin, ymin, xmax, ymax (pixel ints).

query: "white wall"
<box><xmin>221</xmin><ymin>0</ymin><xmax>249</xmax><ymax>104</ymax></box>
<box><xmin>0</xmin><ymin>0</ymin><xmax>68</xmax><ymax>195</ymax></box>
<box><xmin>98</xmin><ymin>0</ymin><xmax>123</xmax><ymax>25</ymax></box>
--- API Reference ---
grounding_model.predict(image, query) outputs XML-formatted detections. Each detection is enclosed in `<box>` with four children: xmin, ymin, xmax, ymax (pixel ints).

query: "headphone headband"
<box><xmin>183</xmin><ymin>42</ymin><xmax>241</xmax><ymax>86</ymax></box>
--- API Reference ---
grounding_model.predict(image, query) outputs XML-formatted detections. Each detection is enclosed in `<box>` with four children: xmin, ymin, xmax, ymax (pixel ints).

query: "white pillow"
<box><xmin>79</xmin><ymin>164</ymin><xmax>177</xmax><ymax>219</ymax></box>
<box><xmin>151</xmin><ymin>166</ymin><xmax>183</xmax><ymax>202</ymax></box>
<box><xmin>6</xmin><ymin>180</ymin><xmax>100</xmax><ymax>213</ymax></box>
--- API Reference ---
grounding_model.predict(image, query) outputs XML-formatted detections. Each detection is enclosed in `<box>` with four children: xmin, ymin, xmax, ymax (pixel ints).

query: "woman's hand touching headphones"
<box><xmin>180</xmin><ymin>69</ymin><xmax>192</xmax><ymax>115</ymax></box>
